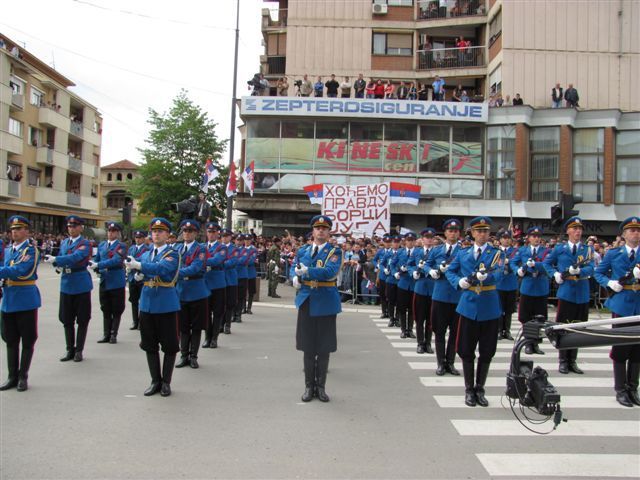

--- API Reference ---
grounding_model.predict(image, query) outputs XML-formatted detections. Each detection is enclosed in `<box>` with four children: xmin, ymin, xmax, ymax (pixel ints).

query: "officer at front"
<box><xmin>127</xmin><ymin>230</ymin><xmax>150</xmax><ymax>330</ymax></box>
<box><xmin>44</xmin><ymin>215</ymin><xmax>93</xmax><ymax>363</ymax></box>
<box><xmin>90</xmin><ymin>222</ymin><xmax>127</xmax><ymax>344</ymax></box>
<box><xmin>594</xmin><ymin>216</ymin><xmax>640</xmax><ymax>407</ymax></box>
<box><xmin>446</xmin><ymin>216</ymin><xmax>505</xmax><ymax>407</ymax></box>
<box><xmin>125</xmin><ymin>218</ymin><xmax>181</xmax><ymax>397</ymax></box>
<box><xmin>543</xmin><ymin>216</ymin><xmax>595</xmax><ymax>375</ymax></box>
<box><xmin>294</xmin><ymin>215</ymin><xmax>343</xmax><ymax>403</ymax></box>
<box><xmin>175</xmin><ymin>219</ymin><xmax>209</xmax><ymax>369</ymax></box>
<box><xmin>0</xmin><ymin>216</ymin><xmax>41</xmax><ymax>391</ymax></box>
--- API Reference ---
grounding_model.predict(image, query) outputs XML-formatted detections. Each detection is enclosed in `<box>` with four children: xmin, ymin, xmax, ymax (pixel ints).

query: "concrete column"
<box><xmin>559</xmin><ymin>125</ymin><xmax>573</xmax><ymax>194</ymax></box>
<box><xmin>603</xmin><ymin>127</ymin><xmax>615</xmax><ymax>206</ymax></box>
<box><xmin>514</xmin><ymin>123</ymin><xmax>529</xmax><ymax>201</ymax></box>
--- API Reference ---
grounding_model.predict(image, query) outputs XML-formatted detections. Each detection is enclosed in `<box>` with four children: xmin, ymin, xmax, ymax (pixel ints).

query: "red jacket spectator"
<box><xmin>374</xmin><ymin>80</ymin><xmax>385</xmax><ymax>99</ymax></box>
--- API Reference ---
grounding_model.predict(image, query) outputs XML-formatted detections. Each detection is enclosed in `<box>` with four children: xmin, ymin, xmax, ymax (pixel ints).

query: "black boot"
<box><xmin>175</xmin><ymin>333</ymin><xmax>190</xmax><ymax>368</ymax></box>
<box><xmin>161</xmin><ymin>354</ymin><xmax>176</xmax><ymax>397</ymax></box>
<box><xmin>0</xmin><ymin>346</ymin><xmax>19</xmax><ymax>390</ymax></box>
<box><xmin>301</xmin><ymin>353</ymin><xmax>315</xmax><ymax>402</ymax></box>
<box><xmin>130</xmin><ymin>302</ymin><xmax>140</xmax><ymax>330</ymax></box>
<box><xmin>189</xmin><ymin>331</ymin><xmax>201</xmax><ymax>369</ymax></box>
<box><xmin>144</xmin><ymin>353</ymin><xmax>162</xmax><ymax>396</ymax></box>
<box><xmin>559</xmin><ymin>350</ymin><xmax>569</xmax><ymax>374</ymax></box>
<box><xmin>627</xmin><ymin>363</ymin><xmax>640</xmax><ymax>406</ymax></box>
<box><xmin>109</xmin><ymin>316</ymin><xmax>121</xmax><ymax>344</ymax></box>
<box><xmin>315</xmin><ymin>354</ymin><xmax>330</xmax><ymax>402</ymax></box>
<box><xmin>435</xmin><ymin>342</ymin><xmax>446</xmax><ymax>376</ymax></box>
<box><xmin>16</xmin><ymin>348</ymin><xmax>34</xmax><ymax>392</ymax></box>
<box><xmin>425</xmin><ymin>331</ymin><xmax>434</xmax><ymax>354</ymax></box>
<box><xmin>463</xmin><ymin>361</ymin><xmax>476</xmax><ymax>407</ymax></box>
<box><xmin>60</xmin><ymin>325</ymin><xmax>75</xmax><ymax>361</ymax></box>
<box><xmin>97</xmin><ymin>314</ymin><xmax>110</xmax><ymax>343</ymax></box>
<box><xmin>74</xmin><ymin>323</ymin><xmax>88</xmax><ymax>362</ymax></box>
<box><xmin>246</xmin><ymin>296</ymin><xmax>254</xmax><ymax>314</ymax></box>
<box><xmin>475</xmin><ymin>361</ymin><xmax>491</xmax><ymax>407</ymax></box>
<box><xmin>223</xmin><ymin>310</ymin><xmax>232</xmax><ymax>334</ymax></box>
<box><xmin>614</xmin><ymin>362</ymin><xmax>633</xmax><ymax>407</ymax></box>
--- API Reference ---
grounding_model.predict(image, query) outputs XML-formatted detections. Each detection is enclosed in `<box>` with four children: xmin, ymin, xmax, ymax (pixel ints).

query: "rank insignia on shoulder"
<box><xmin>22</xmin><ymin>254</ymin><xmax>30</xmax><ymax>261</ymax></box>
<box><xmin>330</xmin><ymin>255</ymin><xmax>339</xmax><ymax>262</ymax></box>
<box><xmin>166</xmin><ymin>257</ymin><xmax>174</xmax><ymax>262</ymax></box>
<box><xmin>78</xmin><ymin>245</ymin><xmax>86</xmax><ymax>250</ymax></box>
<box><xmin>199</xmin><ymin>253</ymin><xmax>205</xmax><ymax>260</ymax></box>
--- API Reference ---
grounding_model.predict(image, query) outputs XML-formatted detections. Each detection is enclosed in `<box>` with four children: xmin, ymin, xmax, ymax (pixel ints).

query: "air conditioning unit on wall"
<box><xmin>372</xmin><ymin>3</ymin><xmax>388</xmax><ymax>14</ymax></box>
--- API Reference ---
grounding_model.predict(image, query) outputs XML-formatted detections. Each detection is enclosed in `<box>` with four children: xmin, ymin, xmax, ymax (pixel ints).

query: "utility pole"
<box><xmin>225</xmin><ymin>0</ymin><xmax>241</xmax><ymax>230</ymax></box>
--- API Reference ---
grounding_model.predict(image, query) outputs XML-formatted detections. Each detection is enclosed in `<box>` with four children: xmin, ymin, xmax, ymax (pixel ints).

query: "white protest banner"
<box><xmin>322</xmin><ymin>183</ymin><xmax>390</xmax><ymax>237</ymax></box>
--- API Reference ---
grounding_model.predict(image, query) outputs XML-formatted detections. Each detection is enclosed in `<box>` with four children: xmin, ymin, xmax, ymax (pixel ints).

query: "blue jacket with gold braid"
<box><xmin>0</xmin><ymin>240</ymin><xmax>41</xmax><ymax>313</ymax></box>
<box><xmin>294</xmin><ymin>243</ymin><xmax>343</xmax><ymax>316</ymax></box>
<box><xmin>543</xmin><ymin>242</ymin><xmax>595</xmax><ymax>304</ymax></box>
<box><xmin>139</xmin><ymin>245</ymin><xmax>181</xmax><ymax>314</ymax></box>
<box><xmin>53</xmin><ymin>236</ymin><xmax>93</xmax><ymax>295</ymax></box>
<box><xmin>94</xmin><ymin>239</ymin><xmax>127</xmax><ymax>290</ymax></box>
<box><xmin>594</xmin><ymin>246</ymin><xmax>640</xmax><ymax>317</ymax></box>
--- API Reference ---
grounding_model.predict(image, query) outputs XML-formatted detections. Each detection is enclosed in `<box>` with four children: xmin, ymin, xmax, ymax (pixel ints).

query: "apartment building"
<box><xmin>0</xmin><ymin>33</ymin><xmax>103</xmax><ymax>233</ymax></box>
<box><xmin>234</xmin><ymin>0</ymin><xmax>639</xmax><ymax>236</ymax></box>
<box><xmin>260</xmin><ymin>0</ymin><xmax>639</xmax><ymax>111</ymax></box>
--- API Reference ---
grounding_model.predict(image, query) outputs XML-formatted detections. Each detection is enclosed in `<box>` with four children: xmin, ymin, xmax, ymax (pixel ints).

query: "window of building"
<box><xmin>350</xmin><ymin>122</ymin><xmax>383</xmax><ymax>172</ymax></box>
<box><xmin>573</xmin><ymin>128</ymin><xmax>604</xmax><ymax>203</ymax></box>
<box><xmin>372</xmin><ymin>33</ymin><xmax>413</xmax><ymax>56</ymax></box>
<box><xmin>489</xmin><ymin>64</ymin><xmax>502</xmax><ymax>95</ymax></box>
<box><xmin>316</xmin><ymin>121</ymin><xmax>348</xmax><ymax>171</ymax></box>
<box><xmin>281</xmin><ymin>121</ymin><xmax>314</xmax><ymax>170</ymax></box>
<box><xmin>117</xmin><ymin>173</ymin><xmax>123</xmax><ymax>181</ymax></box>
<box><xmin>27</xmin><ymin>168</ymin><xmax>41</xmax><ymax>187</ymax></box>
<box><xmin>384</xmin><ymin>123</ymin><xmax>417</xmax><ymax>173</ymax></box>
<box><xmin>616</xmin><ymin>130</ymin><xmax>640</xmax><ymax>204</ymax></box>
<box><xmin>489</xmin><ymin>9</ymin><xmax>502</xmax><ymax>46</ymax></box>
<box><xmin>530</xmin><ymin>127</ymin><xmax>560</xmax><ymax>201</ymax></box>
<box><xmin>419</xmin><ymin>125</ymin><xmax>450</xmax><ymax>173</ymax></box>
<box><xmin>267</xmin><ymin>33</ymin><xmax>286</xmax><ymax>56</ymax></box>
<box><xmin>485</xmin><ymin>125</ymin><xmax>515</xmax><ymax>200</ymax></box>
<box><xmin>247</xmin><ymin>119</ymin><xmax>280</xmax><ymax>169</ymax></box>
<box><xmin>28</xmin><ymin>126</ymin><xmax>42</xmax><ymax>147</ymax></box>
<box><xmin>452</xmin><ymin>126</ymin><xmax>483</xmax><ymax>175</ymax></box>
<box><xmin>7</xmin><ymin>163</ymin><xmax>22</xmax><ymax>181</ymax></box>
<box><xmin>9</xmin><ymin>117</ymin><xmax>23</xmax><ymax>137</ymax></box>
<box><xmin>30</xmin><ymin>86</ymin><xmax>45</xmax><ymax>106</ymax></box>
<box><xmin>107</xmin><ymin>173</ymin><xmax>112</xmax><ymax>181</ymax></box>
<box><xmin>375</xmin><ymin>0</ymin><xmax>413</xmax><ymax>5</ymax></box>
<box><xmin>106</xmin><ymin>190</ymin><xmax>127</xmax><ymax>208</ymax></box>
<box><xmin>127</xmin><ymin>173</ymin><xmax>133</xmax><ymax>180</ymax></box>
<box><xmin>9</xmin><ymin>75</ymin><xmax>25</xmax><ymax>95</ymax></box>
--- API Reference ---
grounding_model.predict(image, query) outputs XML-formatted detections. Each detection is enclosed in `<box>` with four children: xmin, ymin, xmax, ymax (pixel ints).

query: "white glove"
<box><xmin>292</xmin><ymin>276</ymin><xmax>301</xmax><ymax>290</ymax></box>
<box><xmin>394</xmin><ymin>272</ymin><xmax>401</xmax><ymax>280</ymax></box>
<box><xmin>568</xmin><ymin>265</ymin><xmax>580</xmax><ymax>275</ymax></box>
<box><xmin>607</xmin><ymin>280</ymin><xmax>623</xmax><ymax>293</ymax></box>
<box><xmin>44</xmin><ymin>254</ymin><xmax>56</xmax><ymax>263</ymax></box>
<box><xmin>384</xmin><ymin>268</ymin><xmax>390</xmax><ymax>276</ymax></box>
<box><xmin>517</xmin><ymin>267</ymin><xmax>525</xmax><ymax>278</ymax></box>
<box><xmin>412</xmin><ymin>271</ymin><xmax>421</xmax><ymax>280</ymax></box>
<box><xmin>504</xmin><ymin>258</ymin><xmax>509</xmax><ymax>265</ymax></box>
<box><xmin>374</xmin><ymin>267</ymin><xmax>379</xmax><ymax>273</ymax></box>
<box><xmin>526</xmin><ymin>259</ymin><xmax>535</xmax><ymax>268</ymax></box>
<box><xmin>126</xmin><ymin>256</ymin><xmax>142</xmax><ymax>270</ymax></box>
<box><xmin>458</xmin><ymin>278</ymin><xmax>470</xmax><ymax>289</ymax></box>
<box><xmin>439</xmin><ymin>263</ymin><xmax>449</xmax><ymax>273</ymax></box>
<box><xmin>554</xmin><ymin>272</ymin><xmax>564</xmax><ymax>284</ymax></box>
<box><xmin>633</xmin><ymin>266</ymin><xmax>640</xmax><ymax>279</ymax></box>
<box><xmin>134</xmin><ymin>272</ymin><xmax>145</xmax><ymax>282</ymax></box>
<box><xmin>294</xmin><ymin>264</ymin><xmax>308</xmax><ymax>276</ymax></box>
<box><xmin>400</xmin><ymin>265</ymin><xmax>408</xmax><ymax>272</ymax></box>
<box><xmin>418</xmin><ymin>260</ymin><xmax>426</xmax><ymax>269</ymax></box>
<box><xmin>429</xmin><ymin>269</ymin><xmax>440</xmax><ymax>279</ymax></box>
<box><xmin>54</xmin><ymin>267</ymin><xmax>62</xmax><ymax>274</ymax></box>
<box><xmin>88</xmin><ymin>260</ymin><xmax>98</xmax><ymax>270</ymax></box>
<box><xmin>274</xmin><ymin>266</ymin><xmax>280</xmax><ymax>275</ymax></box>
<box><xmin>476</xmin><ymin>271</ymin><xmax>488</xmax><ymax>282</ymax></box>
<box><xmin>269</xmin><ymin>259</ymin><xmax>276</xmax><ymax>265</ymax></box>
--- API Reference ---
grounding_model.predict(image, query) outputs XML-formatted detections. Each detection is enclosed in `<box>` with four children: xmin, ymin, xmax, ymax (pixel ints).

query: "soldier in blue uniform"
<box><xmin>44</xmin><ymin>215</ymin><xmax>93</xmax><ymax>362</ymax></box>
<box><xmin>0</xmin><ymin>216</ymin><xmax>41</xmax><ymax>391</ymax></box>
<box><xmin>203</xmin><ymin>222</ymin><xmax>227</xmax><ymax>348</ymax></box>
<box><xmin>234</xmin><ymin>234</ymin><xmax>249</xmax><ymax>323</ymax></box>
<box><xmin>244</xmin><ymin>235</ymin><xmax>258</xmax><ymax>314</ymax></box>
<box><xmin>127</xmin><ymin>230</ymin><xmax>150</xmax><ymax>330</ymax></box>
<box><xmin>594</xmin><ymin>216</ymin><xmax>640</xmax><ymax>407</ymax></box>
<box><xmin>513</xmin><ymin>226</ymin><xmax>550</xmax><ymax>354</ymax></box>
<box><xmin>446</xmin><ymin>216</ymin><xmax>505</xmax><ymax>407</ymax></box>
<box><xmin>394</xmin><ymin>232</ymin><xmax>417</xmax><ymax>338</ymax></box>
<box><xmin>174</xmin><ymin>220</ymin><xmax>209</xmax><ymax>369</ymax></box>
<box><xmin>125</xmin><ymin>218</ymin><xmax>180</xmax><ymax>397</ymax></box>
<box><xmin>425</xmin><ymin>219</ymin><xmax>463</xmax><ymax>376</ymax></box>
<box><xmin>294</xmin><ymin>215</ymin><xmax>343</xmax><ymax>402</ymax></box>
<box><xmin>374</xmin><ymin>235</ymin><xmax>391</xmax><ymax>319</ymax></box>
<box><xmin>497</xmin><ymin>231</ymin><xmax>517</xmax><ymax>341</ymax></box>
<box><xmin>384</xmin><ymin>236</ymin><xmax>402</xmax><ymax>328</ymax></box>
<box><xmin>221</xmin><ymin>229</ymin><xmax>238</xmax><ymax>335</ymax></box>
<box><xmin>543</xmin><ymin>216</ymin><xmax>595</xmax><ymax>375</ymax></box>
<box><xmin>90</xmin><ymin>222</ymin><xmax>127</xmax><ymax>344</ymax></box>
<box><xmin>410</xmin><ymin>228</ymin><xmax>436</xmax><ymax>354</ymax></box>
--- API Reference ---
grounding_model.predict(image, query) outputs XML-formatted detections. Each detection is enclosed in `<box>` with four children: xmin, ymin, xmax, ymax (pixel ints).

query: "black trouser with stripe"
<box><xmin>206</xmin><ymin>287</ymin><xmax>226</xmax><ymax>341</ymax></box>
<box><xmin>397</xmin><ymin>287</ymin><xmax>413</xmax><ymax>333</ymax></box>
<box><xmin>1</xmin><ymin>309</ymin><xmax>38</xmax><ymax>381</ymax></box>
<box><xmin>518</xmin><ymin>293</ymin><xmax>548</xmax><ymax>324</ymax></box>
<box><xmin>413</xmin><ymin>293</ymin><xmax>432</xmax><ymax>347</ymax></box>
<box><xmin>556</xmin><ymin>300</ymin><xmax>588</xmax><ymax>364</ymax></box>
<box><xmin>128</xmin><ymin>281</ymin><xmax>143</xmax><ymax>328</ymax></box>
<box><xmin>378</xmin><ymin>279</ymin><xmax>387</xmax><ymax>314</ymax></box>
<box><xmin>99</xmin><ymin>286</ymin><xmax>125</xmax><ymax>338</ymax></box>
<box><xmin>224</xmin><ymin>285</ymin><xmax>238</xmax><ymax>328</ymax></box>
<box><xmin>178</xmin><ymin>298</ymin><xmax>207</xmax><ymax>359</ymax></box>
<box><xmin>59</xmin><ymin>292</ymin><xmax>91</xmax><ymax>354</ymax></box>
<box><xmin>498</xmin><ymin>289</ymin><xmax>516</xmax><ymax>334</ymax></box>
<box><xmin>235</xmin><ymin>278</ymin><xmax>248</xmax><ymax>319</ymax></box>
<box><xmin>431</xmin><ymin>300</ymin><xmax>458</xmax><ymax>366</ymax></box>
<box><xmin>386</xmin><ymin>283</ymin><xmax>398</xmax><ymax>321</ymax></box>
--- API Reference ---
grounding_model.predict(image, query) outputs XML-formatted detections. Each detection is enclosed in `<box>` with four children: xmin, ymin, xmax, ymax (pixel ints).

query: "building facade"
<box><xmin>100</xmin><ymin>159</ymin><xmax>138</xmax><ymax>222</ymax></box>
<box><xmin>0</xmin><ymin>34</ymin><xmax>103</xmax><ymax>232</ymax></box>
<box><xmin>260</xmin><ymin>0</ymin><xmax>639</xmax><ymax>111</ymax></box>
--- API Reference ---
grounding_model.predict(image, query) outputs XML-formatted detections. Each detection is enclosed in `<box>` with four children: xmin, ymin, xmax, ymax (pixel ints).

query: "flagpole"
<box><xmin>225</xmin><ymin>0</ymin><xmax>241</xmax><ymax>230</ymax></box>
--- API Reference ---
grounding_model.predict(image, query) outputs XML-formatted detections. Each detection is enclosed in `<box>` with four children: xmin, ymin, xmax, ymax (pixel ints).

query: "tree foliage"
<box><xmin>129</xmin><ymin>90</ymin><xmax>228</xmax><ymax>223</ymax></box>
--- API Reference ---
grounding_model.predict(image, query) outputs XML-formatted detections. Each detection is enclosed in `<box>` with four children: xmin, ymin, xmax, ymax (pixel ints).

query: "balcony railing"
<box><xmin>70</xmin><ymin>120</ymin><xmax>83</xmax><ymax>138</ymax></box>
<box><xmin>67</xmin><ymin>192</ymin><xmax>81</xmax><ymax>206</ymax></box>
<box><xmin>68</xmin><ymin>155</ymin><xmax>83</xmax><ymax>173</ymax></box>
<box><xmin>11</xmin><ymin>93</ymin><xmax>24</xmax><ymax>109</ymax></box>
<box><xmin>8</xmin><ymin>180</ymin><xmax>20</xmax><ymax>197</ymax></box>
<box><xmin>418</xmin><ymin>0</ymin><xmax>486</xmax><ymax>20</ymax></box>
<box><xmin>266</xmin><ymin>56</ymin><xmax>286</xmax><ymax>75</ymax></box>
<box><xmin>265</xmin><ymin>8</ymin><xmax>287</xmax><ymax>27</ymax></box>
<box><xmin>416</xmin><ymin>46</ymin><xmax>485</xmax><ymax>70</ymax></box>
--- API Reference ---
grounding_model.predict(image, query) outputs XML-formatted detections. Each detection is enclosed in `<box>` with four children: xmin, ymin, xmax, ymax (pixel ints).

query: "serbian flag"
<box><xmin>390</xmin><ymin>182</ymin><xmax>420</xmax><ymax>205</ymax></box>
<box><xmin>241</xmin><ymin>161</ymin><xmax>255</xmax><ymax>197</ymax></box>
<box><xmin>199</xmin><ymin>158</ymin><xmax>218</xmax><ymax>192</ymax></box>
<box><xmin>225</xmin><ymin>161</ymin><xmax>237</xmax><ymax>197</ymax></box>
<box><xmin>303</xmin><ymin>184</ymin><xmax>323</xmax><ymax>205</ymax></box>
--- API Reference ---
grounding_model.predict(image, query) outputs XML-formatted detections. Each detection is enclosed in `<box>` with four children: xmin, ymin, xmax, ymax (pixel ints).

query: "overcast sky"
<box><xmin>1</xmin><ymin>0</ymin><xmax>271</xmax><ymax>167</ymax></box>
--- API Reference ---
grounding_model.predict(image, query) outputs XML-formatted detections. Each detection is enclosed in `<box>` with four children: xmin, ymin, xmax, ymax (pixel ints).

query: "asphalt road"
<box><xmin>1</xmin><ymin>264</ymin><xmax>638</xmax><ymax>479</ymax></box>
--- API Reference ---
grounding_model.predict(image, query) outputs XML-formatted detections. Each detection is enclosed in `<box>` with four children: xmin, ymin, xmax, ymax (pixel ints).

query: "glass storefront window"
<box><xmin>530</xmin><ymin>127</ymin><xmax>560</xmax><ymax>201</ymax></box>
<box><xmin>383</xmin><ymin>123</ymin><xmax>417</xmax><ymax>174</ymax></box>
<box><xmin>486</xmin><ymin>125</ymin><xmax>515</xmax><ymax>200</ymax></box>
<box><xmin>254</xmin><ymin>172</ymin><xmax>279</xmax><ymax>192</ymax></box>
<box><xmin>315</xmin><ymin>174</ymin><xmax>347</xmax><ymax>185</ymax></box>
<box><xmin>280</xmin><ymin>121</ymin><xmax>314</xmax><ymax>170</ymax></box>
<box><xmin>419</xmin><ymin>125</ymin><xmax>449</xmax><ymax>173</ymax></box>
<box><xmin>418</xmin><ymin>177</ymin><xmax>450</xmax><ymax>197</ymax></box>
<box><xmin>349</xmin><ymin>122</ymin><xmax>383</xmax><ymax>172</ymax></box>
<box><xmin>315</xmin><ymin>121</ymin><xmax>348</xmax><ymax>171</ymax></box>
<box><xmin>278</xmin><ymin>173</ymin><xmax>314</xmax><ymax>192</ymax></box>
<box><xmin>451</xmin><ymin>179</ymin><xmax>483</xmax><ymax>197</ymax></box>
<box><xmin>247</xmin><ymin>119</ymin><xmax>280</xmax><ymax>169</ymax></box>
<box><xmin>573</xmin><ymin>128</ymin><xmax>604</xmax><ymax>202</ymax></box>
<box><xmin>452</xmin><ymin>126</ymin><xmax>483</xmax><ymax>175</ymax></box>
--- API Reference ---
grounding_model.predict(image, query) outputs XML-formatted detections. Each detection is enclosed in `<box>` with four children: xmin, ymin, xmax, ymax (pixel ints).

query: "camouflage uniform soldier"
<box><xmin>267</xmin><ymin>237</ymin><xmax>282</xmax><ymax>298</ymax></box>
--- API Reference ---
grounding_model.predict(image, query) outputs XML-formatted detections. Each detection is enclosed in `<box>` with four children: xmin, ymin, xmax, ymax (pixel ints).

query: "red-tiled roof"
<box><xmin>102</xmin><ymin>159</ymin><xmax>139</xmax><ymax>170</ymax></box>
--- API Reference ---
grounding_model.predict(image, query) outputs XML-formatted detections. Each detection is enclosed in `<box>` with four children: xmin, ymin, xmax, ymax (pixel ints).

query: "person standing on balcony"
<box><xmin>325</xmin><ymin>74</ymin><xmax>340</xmax><ymax>98</ymax></box>
<box><xmin>551</xmin><ymin>83</ymin><xmax>563</xmax><ymax>108</ymax></box>
<box><xmin>565</xmin><ymin>84</ymin><xmax>580</xmax><ymax>108</ymax></box>
<box><xmin>354</xmin><ymin>74</ymin><xmax>366</xmax><ymax>98</ymax></box>
<box><xmin>300</xmin><ymin>74</ymin><xmax>313</xmax><ymax>97</ymax></box>
<box><xmin>313</xmin><ymin>76</ymin><xmax>324</xmax><ymax>97</ymax></box>
<box><xmin>365</xmin><ymin>79</ymin><xmax>376</xmax><ymax>99</ymax></box>
<box><xmin>384</xmin><ymin>80</ymin><xmax>395</xmax><ymax>99</ymax></box>
<box><xmin>396</xmin><ymin>81</ymin><xmax>408</xmax><ymax>100</ymax></box>
<box><xmin>277</xmin><ymin>77</ymin><xmax>289</xmax><ymax>96</ymax></box>
<box><xmin>374</xmin><ymin>79</ymin><xmax>385</xmax><ymax>99</ymax></box>
<box><xmin>340</xmin><ymin>76</ymin><xmax>352</xmax><ymax>98</ymax></box>
<box><xmin>432</xmin><ymin>76</ymin><xmax>445</xmax><ymax>101</ymax></box>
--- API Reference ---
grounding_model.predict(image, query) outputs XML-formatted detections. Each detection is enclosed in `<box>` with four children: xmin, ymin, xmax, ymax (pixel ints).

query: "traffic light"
<box><xmin>551</xmin><ymin>203</ymin><xmax>563</xmax><ymax>228</ymax></box>
<box><xmin>561</xmin><ymin>192</ymin><xmax>582</xmax><ymax>219</ymax></box>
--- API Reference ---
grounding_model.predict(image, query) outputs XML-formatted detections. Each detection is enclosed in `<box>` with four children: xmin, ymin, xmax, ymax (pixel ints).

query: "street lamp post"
<box><xmin>501</xmin><ymin>167</ymin><xmax>516</xmax><ymax>231</ymax></box>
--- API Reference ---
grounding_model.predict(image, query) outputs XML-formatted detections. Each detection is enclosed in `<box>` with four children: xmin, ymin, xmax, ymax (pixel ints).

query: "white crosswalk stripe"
<box><xmin>409</xmin><ymin>361</ymin><xmax>612</xmax><ymax>371</ymax></box>
<box><xmin>399</xmin><ymin>350</ymin><xmax>608</xmax><ymax>359</ymax></box>
<box><xmin>433</xmin><ymin>395</ymin><xmax>628</xmax><ymax>409</ymax></box>
<box><xmin>420</xmin><ymin>376</ymin><xmax>613</xmax><ymax>388</ymax></box>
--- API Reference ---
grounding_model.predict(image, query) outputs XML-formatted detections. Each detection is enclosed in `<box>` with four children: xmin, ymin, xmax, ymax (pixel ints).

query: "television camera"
<box><xmin>172</xmin><ymin>195</ymin><xmax>198</xmax><ymax>222</ymax></box>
